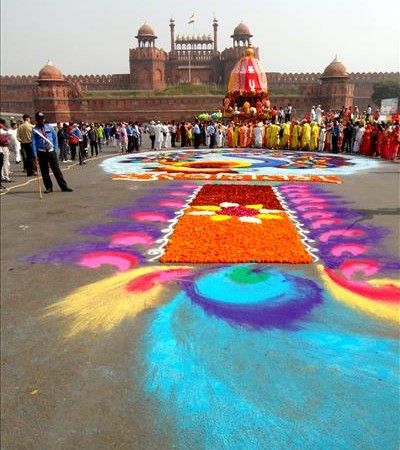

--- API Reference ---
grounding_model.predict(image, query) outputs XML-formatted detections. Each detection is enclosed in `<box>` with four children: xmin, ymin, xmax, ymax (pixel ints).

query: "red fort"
<box><xmin>0</xmin><ymin>20</ymin><xmax>397</xmax><ymax>122</ymax></box>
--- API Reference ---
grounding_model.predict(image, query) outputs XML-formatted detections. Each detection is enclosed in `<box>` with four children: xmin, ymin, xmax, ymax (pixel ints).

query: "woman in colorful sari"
<box><xmin>279</xmin><ymin>122</ymin><xmax>290</xmax><ymax>149</ymax></box>
<box><xmin>270</xmin><ymin>123</ymin><xmax>280</xmax><ymax>149</ymax></box>
<box><xmin>324</xmin><ymin>121</ymin><xmax>333</xmax><ymax>152</ymax></box>
<box><xmin>232</xmin><ymin>124</ymin><xmax>239</xmax><ymax>148</ymax></box>
<box><xmin>360</xmin><ymin>123</ymin><xmax>373</xmax><ymax>156</ymax></box>
<box><xmin>246</xmin><ymin>122</ymin><xmax>254</xmax><ymax>147</ymax></box>
<box><xmin>265</xmin><ymin>123</ymin><xmax>273</xmax><ymax>148</ymax></box>
<box><xmin>226</xmin><ymin>122</ymin><xmax>234</xmax><ymax>147</ymax></box>
<box><xmin>383</xmin><ymin>123</ymin><xmax>399</xmax><ymax>160</ymax></box>
<box><xmin>376</xmin><ymin>124</ymin><xmax>385</xmax><ymax>158</ymax></box>
<box><xmin>300</xmin><ymin>121</ymin><xmax>311</xmax><ymax>150</ymax></box>
<box><xmin>186</xmin><ymin>123</ymin><xmax>193</xmax><ymax>147</ymax></box>
<box><xmin>290</xmin><ymin>121</ymin><xmax>299</xmax><ymax>150</ymax></box>
<box><xmin>238</xmin><ymin>124</ymin><xmax>248</xmax><ymax>148</ymax></box>
<box><xmin>310</xmin><ymin>122</ymin><xmax>319</xmax><ymax>151</ymax></box>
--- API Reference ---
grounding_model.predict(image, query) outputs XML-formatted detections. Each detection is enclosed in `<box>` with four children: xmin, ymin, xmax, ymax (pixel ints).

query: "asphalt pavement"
<box><xmin>1</xmin><ymin>144</ymin><xmax>399</xmax><ymax>450</ymax></box>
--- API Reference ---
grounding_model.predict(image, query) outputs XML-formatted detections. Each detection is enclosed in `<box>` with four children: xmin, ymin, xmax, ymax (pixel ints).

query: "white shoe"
<box><xmin>62</xmin><ymin>160</ymin><xmax>68</xmax><ymax>163</ymax></box>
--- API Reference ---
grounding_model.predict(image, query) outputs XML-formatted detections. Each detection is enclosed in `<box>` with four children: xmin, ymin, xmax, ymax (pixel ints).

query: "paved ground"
<box><xmin>1</xmin><ymin>144</ymin><xmax>399</xmax><ymax>450</ymax></box>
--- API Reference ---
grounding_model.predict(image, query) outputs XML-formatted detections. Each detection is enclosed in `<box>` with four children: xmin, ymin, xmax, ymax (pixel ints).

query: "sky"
<box><xmin>1</xmin><ymin>0</ymin><xmax>399</xmax><ymax>76</ymax></box>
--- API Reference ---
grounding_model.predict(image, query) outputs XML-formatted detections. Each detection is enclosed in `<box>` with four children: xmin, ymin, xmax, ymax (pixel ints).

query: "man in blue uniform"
<box><xmin>31</xmin><ymin>112</ymin><xmax>73</xmax><ymax>194</ymax></box>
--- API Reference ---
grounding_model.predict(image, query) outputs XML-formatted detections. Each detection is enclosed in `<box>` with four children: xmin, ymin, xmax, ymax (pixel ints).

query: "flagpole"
<box><xmin>191</xmin><ymin>21</ymin><xmax>195</xmax><ymax>84</ymax></box>
<box><xmin>188</xmin><ymin>14</ymin><xmax>195</xmax><ymax>84</ymax></box>
<box><xmin>188</xmin><ymin>43</ymin><xmax>191</xmax><ymax>84</ymax></box>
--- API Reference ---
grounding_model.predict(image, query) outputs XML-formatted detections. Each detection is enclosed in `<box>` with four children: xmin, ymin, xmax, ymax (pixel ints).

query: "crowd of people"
<box><xmin>1</xmin><ymin>104</ymin><xmax>398</xmax><ymax>190</ymax></box>
<box><xmin>143</xmin><ymin>105</ymin><xmax>399</xmax><ymax>161</ymax></box>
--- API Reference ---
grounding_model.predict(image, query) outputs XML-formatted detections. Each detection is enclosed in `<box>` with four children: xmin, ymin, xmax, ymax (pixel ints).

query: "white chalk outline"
<box><xmin>147</xmin><ymin>186</ymin><xmax>202</xmax><ymax>262</ymax></box>
<box><xmin>273</xmin><ymin>186</ymin><xmax>319</xmax><ymax>263</ymax></box>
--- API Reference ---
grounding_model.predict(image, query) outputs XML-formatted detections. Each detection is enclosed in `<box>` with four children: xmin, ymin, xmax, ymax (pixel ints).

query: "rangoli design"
<box><xmin>160</xmin><ymin>184</ymin><xmax>313</xmax><ymax>264</ymax></box>
<box><xmin>102</xmin><ymin>148</ymin><xmax>380</xmax><ymax>183</ymax></box>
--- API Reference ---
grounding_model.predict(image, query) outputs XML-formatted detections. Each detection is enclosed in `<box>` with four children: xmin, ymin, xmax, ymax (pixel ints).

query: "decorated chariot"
<box><xmin>223</xmin><ymin>47</ymin><xmax>270</xmax><ymax>123</ymax></box>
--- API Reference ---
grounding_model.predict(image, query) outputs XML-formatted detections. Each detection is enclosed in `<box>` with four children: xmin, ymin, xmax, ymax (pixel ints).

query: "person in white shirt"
<box><xmin>0</xmin><ymin>119</ymin><xmax>12</xmax><ymax>183</ymax></box>
<box><xmin>315</xmin><ymin>105</ymin><xmax>323</xmax><ymax>125</ymax></box>
<box><xmin>117</xmin><ymin>123</ymin><xmax>127</xmax><ymax>153</ymax></box>
<box><xmin>353</xmin><ymin>123</ymin><xmax>365</xmax><ymax>153</ymax></box>
<box><xmin>154</xmin><ymin>121</ymin><xmax>163</xmax><ymax>151</ymax></box>
<box><xmin>216</xmin><ymin>124</ymin><xmax>224</xmax><ymax>147</ymax></box>
<box><xmin>318</xmin><ymin>125</ymin><xmax>326</xmax><ymax>151</ymax></box>
<box><xmin>8</xmin><ymin>122</ymin><xmax>22</xmax><ymax>164</ymax></box>
<box><xmin>162</xmin><ymin>123</ymin><xmax>171</xmax><ymax>149</ymax></box>
<box><xmin>366</xmin><ymin>105</ymin><xmax>372</xmax><ymax>122</ymax></box>
<box><xmin>253</xmin><ymin>122</ymin><xmax>264</xmax><ymax>148</ymax></box>
<box><xmin>311</xmin><ymin>106</ymin><xmax>316</xmax><ymax>122</ymax></box>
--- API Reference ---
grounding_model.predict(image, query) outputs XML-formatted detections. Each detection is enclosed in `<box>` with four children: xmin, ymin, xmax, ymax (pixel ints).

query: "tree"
<box><xmin>371</xmin><ymin>79</ymin><xmax>400</xmax><ymax>106</ymax></box>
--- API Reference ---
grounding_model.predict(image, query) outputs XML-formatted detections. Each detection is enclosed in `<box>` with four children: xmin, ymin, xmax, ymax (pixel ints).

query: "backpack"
<box><xmin>0</xmin><ymin>133</ymin><xmax>9</xmax><ymax>146</ymax></box>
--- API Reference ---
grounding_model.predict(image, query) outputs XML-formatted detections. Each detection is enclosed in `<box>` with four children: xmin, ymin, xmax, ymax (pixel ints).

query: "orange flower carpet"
<box><xmin>160</xmin><ymin>185</ymin><xmax>313</xmax><ymax>264</ymax></box>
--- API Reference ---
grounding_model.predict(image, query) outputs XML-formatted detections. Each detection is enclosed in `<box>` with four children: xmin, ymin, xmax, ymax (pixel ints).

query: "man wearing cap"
<box><xmin>31</xmin><ymin>112</ymin><xmax>73</xmax><ymax>193</ymax></box>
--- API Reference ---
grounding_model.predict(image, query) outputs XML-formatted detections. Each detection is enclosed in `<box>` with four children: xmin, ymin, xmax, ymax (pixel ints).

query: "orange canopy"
<box><xmin>227</xmin><ymin>48</ymin><xmax>268</xmax><ymax>95</ymax></box>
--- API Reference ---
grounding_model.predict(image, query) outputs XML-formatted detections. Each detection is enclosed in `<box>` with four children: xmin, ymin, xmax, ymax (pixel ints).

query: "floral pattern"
<box><xmin>160</xmin><ymin>185</ymin><xmax>312</xmax><ymax>264</ymax></box>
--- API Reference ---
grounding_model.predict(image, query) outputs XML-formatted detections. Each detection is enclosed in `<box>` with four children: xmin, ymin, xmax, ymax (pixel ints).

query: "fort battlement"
<box><xmin>1</xmin><ymin>19</ymin><xmax>398</xmax><ymax>121</ymax></box>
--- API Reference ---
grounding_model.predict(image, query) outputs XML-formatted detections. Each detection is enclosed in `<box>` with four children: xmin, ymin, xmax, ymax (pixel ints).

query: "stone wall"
<box><xmin>1</xmin><ymin>71</ymin><xmax>398</xmax><ymax>121</ymax></box>
<box><xmin>267</xmin><ymin>71</ymin><xmax>399</xmax><ymax>111</ymax></box>
<box><xmin>70</xmin><ymin>95</ymin><xmax>223</xmax><ymax>122</ymax></box>
<box><xmin>0</xmin><ymin>75</ymin><xmax>36</xmax><ymax>114</ymax></box>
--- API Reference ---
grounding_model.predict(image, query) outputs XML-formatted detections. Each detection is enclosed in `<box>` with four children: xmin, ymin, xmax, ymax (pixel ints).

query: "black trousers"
<box><xmin>21</xmin><ymin>142</ymin><xmax>36</xmax><ymax>176</ymax></box>
<box><xmin>171</xmin><ymin>133</ymin><xmax>177</xmax><ymax>147</ymax></box>
<box><xmin>194</xmin><ymin>133</ymin><xmax>201</xmax><ymax>149</ymax></box>
<box><xmin>69</xmin><ymin>143</ymin><xmax>77</xmax><ymax>160</ymax></box>
<box><xmin>78</xmin><ymin>142</ymin><xmax>86</xmax><ymax>164</ymax></box>
<box><xmin>90</xmin><ymin>140</ymin><xmax>98</xmax><ymax>156</ymax></box>
<box><xmin>127</xmin><ymin>135</ymin><xmax>134</xmax><ymax>153</ymax></box>
<box><xmin>342</xmin><ymin>136</ymin><xmax>352</xmax><ymax>152</ymax></box>
<box><xmin>332</xmin><ymin>135</ymin><xmax>339</xmax><ymax>153</ymax></box>
<box><xmin>150</xmin><ymin>135</ymin><xmax>155</xmax><ymax>150</ymax></box>
<box><xmin>37</xmin><ymin>151</ymin><xmax>68</xmax><ymax>191</ymax></box>
<box><xmin>209</xmin><ymin>134</ymin><xmax>216</xmax><ymax>149</ymax></box>
<box><xmin>0</xmin><ymin>153</ymin><xmax>3</xmax><ymax>185</ymax></box>
<box><xmin>133</xmin><ymin>136</ymin><xmax>139</xmax><ymax>151</ymax></box>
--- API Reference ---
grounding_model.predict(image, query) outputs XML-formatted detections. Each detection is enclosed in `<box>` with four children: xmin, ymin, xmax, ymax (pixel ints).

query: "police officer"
<box><xmin>31</xmin><ymin>112</ymin><xmax>73</xmax><ymax>194</ymax></box>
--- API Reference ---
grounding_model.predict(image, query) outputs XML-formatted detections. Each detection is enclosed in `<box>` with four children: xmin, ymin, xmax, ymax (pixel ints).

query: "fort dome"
<box><xmin>321</xmin><ymin>57</ymin><xmax>349</xmax><ymax>79</ymax></box>
<box><xmin>38</xmin><ymin>61</ymin><xmax>64</xmax><ymax>81</ymax></box>
<box><xmin>232</xmin><ymin>22</ymin><xmax>252</xmax><ymax>36</ymax></box>
<box><xmin>137</xmin><ymin>23</ymin><xmax>156</xmax><ymax>37</ymax></box>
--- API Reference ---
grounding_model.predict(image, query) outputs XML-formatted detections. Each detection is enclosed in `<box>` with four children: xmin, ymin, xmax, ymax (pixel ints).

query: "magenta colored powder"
<box><xmin>218</xmin><ymin>206</ymin><xmax>259</xmax><ymax>217</ymax></box>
